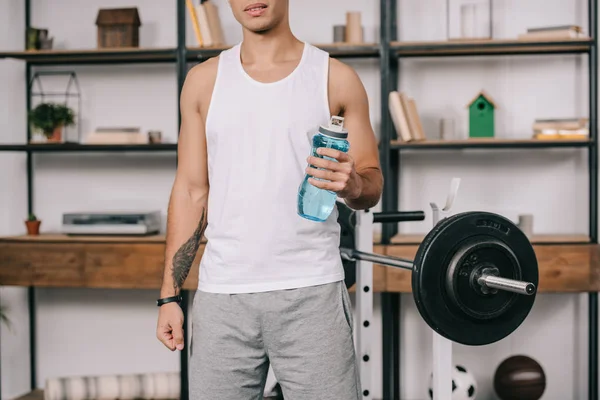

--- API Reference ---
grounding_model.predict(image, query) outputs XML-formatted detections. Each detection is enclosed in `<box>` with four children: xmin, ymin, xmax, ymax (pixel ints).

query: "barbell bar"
<box><xmin>479</xmin><ymin>275</ymin><xmax>536</xmax><ymax>296</ymax></box>
<box><xmin>341</xmin><ymin>247</ymin><xmax>413</xmax><ymax>269</ymax></box>
<box><xmin>340</xmin><ymin>247</ymin><xmax>536</xmax><ymax>296</ymax></box>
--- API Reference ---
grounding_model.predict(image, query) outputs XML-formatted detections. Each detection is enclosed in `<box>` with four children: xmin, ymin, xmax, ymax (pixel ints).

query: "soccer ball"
<box><xmin>428</xmin><ymin>364</ymin><xmax>477</xmax><ymax>400</ymax></box>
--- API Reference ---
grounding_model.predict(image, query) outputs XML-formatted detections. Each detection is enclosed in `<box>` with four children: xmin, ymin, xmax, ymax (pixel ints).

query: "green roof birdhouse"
<box><xmin>467</xmin><ymin>90</ymin><xmax>496</xmax><ymax>138</ymax></box>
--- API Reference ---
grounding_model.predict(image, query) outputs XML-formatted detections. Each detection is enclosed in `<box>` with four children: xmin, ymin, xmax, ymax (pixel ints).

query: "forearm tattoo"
<box><xmin>171</xmin><ymin>209</ymin><xmax>206</xmax><ymax>292</ymax></box>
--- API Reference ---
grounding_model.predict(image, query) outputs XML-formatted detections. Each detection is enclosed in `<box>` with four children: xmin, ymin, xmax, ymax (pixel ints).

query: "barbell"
<box><xmin>336</xmin><ymin>203</ymin><xmax>538</xmax><ymax>347</ymax></box>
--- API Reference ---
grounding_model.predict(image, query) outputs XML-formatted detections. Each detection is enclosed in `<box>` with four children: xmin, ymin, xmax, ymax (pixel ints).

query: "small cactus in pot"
<box><xmin>25</xmin><ymin>213</ymin><xmax>41</xmax><ymax>235</ymax></box>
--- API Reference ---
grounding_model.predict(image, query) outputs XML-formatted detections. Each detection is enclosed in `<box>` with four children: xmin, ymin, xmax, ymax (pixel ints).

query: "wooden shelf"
<box><xmin>384</xmin><ymin>243</ymin><xmax>600</xmax><ymax>293</ymax></box>
<box><xmin>0</xmin><ymin>47</ymin><xmax>177</xmax><ymax>65</ymax></box>
<box><xmin>0</xmin><ymin>143</ymin><xmax>178</xmax><ymax>152</ymax></box>
<box><xmin>0</xmin><ymin>233</ymin><xmax>169</xmax><ymax>243</ymax></box>
<box><xmin>390</xmin><ymin>37</ymin><xmax>593</xmax><ymax>57</ymax></box>
<box><xmin>0</xmin><ymin>234</ymin><xmax>597</xmax><ymax>293</ymax></box>
<box><xmin>390</xmin><ymin>138</ymin><xmax>592</xmax><ymax>150</ymax></box>
<box><xmin>0</xmin><ymin>234</ymin><xmax>382</xmax><ymax>291</ymax></box>
<box><xmin>0</xmin><ymin>234</ymin><xmax>198</xmax><ymax>290</ymax></box>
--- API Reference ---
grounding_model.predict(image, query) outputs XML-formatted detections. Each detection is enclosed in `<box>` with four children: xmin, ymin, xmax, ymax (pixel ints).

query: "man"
<box><xmin>156</xmin><ymin>0</ymin><xmax>383</xmax><ymax>398</ymax></box>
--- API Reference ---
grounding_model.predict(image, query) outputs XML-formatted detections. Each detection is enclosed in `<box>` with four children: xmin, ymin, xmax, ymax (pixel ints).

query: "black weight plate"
<box><xmin>337</xmin><ymin>201</ymin><xmax>357</xmax><ymax>289</ymax></box>
<box><xmin>412</xmin><ymin>211</ymin><xmax>538</xmax><ymax>346</ymax></box>
<box><xmin>411</xmin><ymin>212</ymin><xmax>462</xmax><ymax>342</ymax></box>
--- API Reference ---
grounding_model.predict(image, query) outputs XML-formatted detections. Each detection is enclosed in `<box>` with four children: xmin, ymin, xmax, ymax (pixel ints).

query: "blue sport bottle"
<box><xmin>298</xmin><ymin>116</ymin><xmax>350</xmax><ymax>222</ymax></box>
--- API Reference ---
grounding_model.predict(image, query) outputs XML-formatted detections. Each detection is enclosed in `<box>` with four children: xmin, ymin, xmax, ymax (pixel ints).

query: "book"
<box><xmin>400</xmin><ymin>93</ymin><xmax>426</xmax><ymax>141</ymax></box>
<box><xmin>186</xmin><ymin>0</ymin><xmax>203</xmax><ymax>46</ymax></box>
<box><xmin>203</xmin><ymin>1</ymin><xmax>226</xmax><ymax>46</ymax></box>
<box><xmin>518</xmin><ymin>26</ymin><xmax>586</xmax><ymax>40</ymax></box>
<box><xmin>534</xmin><ymin>132</ymin><xmax>588</xmax><ymax>140</ymax></box>
<box><xmin>196</xmin><ymin>2</ymin><xmax>213</xmax><ymax>46</ymax></box>
<box><xmin>389</xmin><ymin>91</ymin><xmax>413</xmax><ymax>142</ymax></box>
<box><xmin>85</xmin><ymin>127</ymin><xmax>147</xmax><ymax>144</ymax></box>
<box><xmin>532</xmin><ymin>118</ymin><xmax>588</xmax><ymax>131</ymax></box>
<box><xmin>532</xmin><ymin>116</ymin><xmax>589</xmax><ymax>140</ymax></box>
<box><xmin>527</xmin><ymin>25</ymin><xmax>582</xmax><ymax>33</ymax></box>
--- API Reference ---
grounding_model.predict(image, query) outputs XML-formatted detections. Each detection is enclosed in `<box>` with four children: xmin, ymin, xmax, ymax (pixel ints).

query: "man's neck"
<box><xmin>240</xmin><ymin>26</ymin><xmax>303</xmax><ymax>65</ymax></box>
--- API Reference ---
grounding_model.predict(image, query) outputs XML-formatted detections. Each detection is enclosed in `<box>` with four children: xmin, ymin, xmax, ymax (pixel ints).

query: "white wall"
<box><xmin>0</xmin><ymin>0</ymin><xmax>597</xmax><ymax>399</ymax></box>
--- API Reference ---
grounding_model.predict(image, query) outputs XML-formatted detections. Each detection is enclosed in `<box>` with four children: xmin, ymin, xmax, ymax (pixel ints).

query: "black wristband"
<box><xmin>156</xmin><ymin>295</ymin><xmax>183</xmax><ymax>307</ymax></box>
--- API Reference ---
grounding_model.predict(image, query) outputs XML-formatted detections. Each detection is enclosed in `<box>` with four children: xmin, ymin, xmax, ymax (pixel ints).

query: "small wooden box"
<box><xmin>95</xmin><ymin>7</ymin><xmax>141</xmax><ymax>48</ymax></box>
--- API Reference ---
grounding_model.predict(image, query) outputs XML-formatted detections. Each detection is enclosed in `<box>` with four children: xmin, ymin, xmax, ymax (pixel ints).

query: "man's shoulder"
<box><xmin>327</xmin><ymin>58</ymin><xmax>366</xmax><ymax>107</ymax></box>
<box><xmin>185</xmin><ymin>55</ymin><xmax>221</xmax><ymax>91</ymax></box>
<box><xmin>328</xmin><ymin>58</ymin><xmax>361</xmax><ymax>84</ymax></box>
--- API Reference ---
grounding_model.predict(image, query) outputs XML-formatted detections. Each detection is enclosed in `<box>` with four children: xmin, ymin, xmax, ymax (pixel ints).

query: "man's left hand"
<box><xmin>306</xmin><ymin>148</ymin><xmax>363</xmax><ymax>200</ymax></box>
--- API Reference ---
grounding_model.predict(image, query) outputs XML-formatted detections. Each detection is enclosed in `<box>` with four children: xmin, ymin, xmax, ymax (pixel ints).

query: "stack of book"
<box><xmin>186</xmin><ymin>0</ymin><xmax>226</xmax><ymax>47</ymax></box>
<box><xmin>532</xmin><ymin>118</ymin><xmax>589</xmax><ymax>140</ymax></box>
<box><xmin>85</xmin><ymin>127</ymin><xmax>148</xmax><ymax>144</ymax></box>
<box><xmin>518</xmin><ymin>25</ymin><xmax>587</xmax><ymax>40</ymax></box>
<box><xmin>388</xmin><ymin>91</ymin><xmax>426</xmax><ymax>142</ymax></box>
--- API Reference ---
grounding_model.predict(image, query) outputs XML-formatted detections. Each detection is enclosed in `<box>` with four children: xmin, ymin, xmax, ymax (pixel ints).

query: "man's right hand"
<box><xmin>156</xmin><ymin>302</ymin><xmax>185</xmax><ymax>351</ymax></box>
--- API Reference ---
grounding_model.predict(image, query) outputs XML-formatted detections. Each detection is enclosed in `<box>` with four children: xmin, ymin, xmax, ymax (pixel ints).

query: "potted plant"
<box><xmin>25</xmin><ymin>213</ymin><xmax>41</xmax><ymax>235</ymax></box>
<box><xmin>28</xmin><ymin>102</ymin><xmax>75</xmax><ymax>143</ymax></box>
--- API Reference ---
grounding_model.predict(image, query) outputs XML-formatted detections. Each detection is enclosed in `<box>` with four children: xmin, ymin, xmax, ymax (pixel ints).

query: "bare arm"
<box><xmin>334</xmin><ymin>61</ymin><xmax>383</xmax><ymax>210</ymax></box>
<box><xmin>306</xmin><ymin>59</ymin><xmax>383</xmax><ymax>210</ymax></box>
<box><xmin>160</xmin><ymin>64</ymin><xmax>212</xmax><ymax>298</ymax></box>
<box><xmin>157</xmin><ymin>60</ymin><xmax>215</xmax><ymax>352</ymax></box>
<box><xmin>308</xmin><ymin>59</ymin><xmax>383</xmax><ymax>210</ymax></box>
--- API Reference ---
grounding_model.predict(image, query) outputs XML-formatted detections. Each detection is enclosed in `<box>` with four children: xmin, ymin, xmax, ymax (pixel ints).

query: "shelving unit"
<box><xmin>1</xmin><ymin>1</ymin><xmax>599</xmax><ymax>400</ymax></box>
<box><xmin>378</xmin><ymin>1</ymin><xmax>598</xmax><ymax>399</ymax></box>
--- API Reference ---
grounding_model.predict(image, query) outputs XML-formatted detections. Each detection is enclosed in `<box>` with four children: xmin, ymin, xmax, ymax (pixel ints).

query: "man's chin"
<box><xmin>243</xmin><ymin>20</ymin><xmax>275</xmax><ymax>34</ymax></box>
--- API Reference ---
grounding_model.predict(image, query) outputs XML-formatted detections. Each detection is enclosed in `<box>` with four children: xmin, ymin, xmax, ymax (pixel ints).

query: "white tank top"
<box><xmin>197</xmin><ymin>41</ymin><xmax>345</xmax><ymax>293</ymax></box>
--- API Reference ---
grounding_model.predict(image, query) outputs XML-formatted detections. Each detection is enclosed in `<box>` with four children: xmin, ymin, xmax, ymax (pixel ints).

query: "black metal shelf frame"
<box><xmin>0</xmin><ymin>48</ymin><xmax>178</xmax><ymax>66</ymax></box>
<box><xmin>0</xmin><ymin>143</ymin><xmax>178</xmax><ymax>152</ymax></box>
<box><xmin>588</xmin><ymin>1</ymin><xmax>599</xmax><ymax>398</ymax></box>
<box><xmin>3</xmin><ymin>1</ymin><xmax>598</xmax><ymax>400</ymax></box>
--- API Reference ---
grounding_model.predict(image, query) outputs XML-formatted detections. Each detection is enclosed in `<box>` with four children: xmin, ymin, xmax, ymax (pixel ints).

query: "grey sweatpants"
<box><xmin>189</xmin><ymin>280</ymin><xmax>361</xmax><ymax>399</ymax></box>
